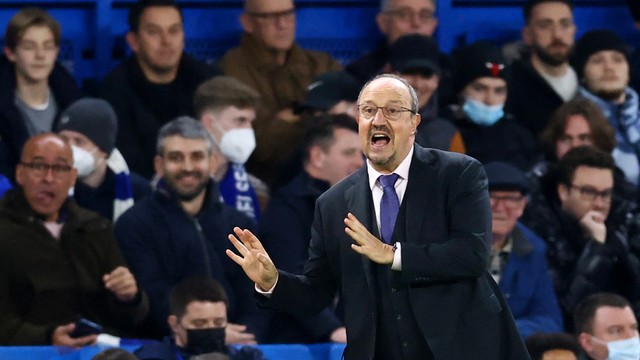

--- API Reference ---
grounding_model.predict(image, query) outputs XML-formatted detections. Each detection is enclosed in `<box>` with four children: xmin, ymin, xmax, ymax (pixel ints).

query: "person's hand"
<box><xmin>226</xmin><ymin>227</ymin><xmax>278</xmax><ymax>291</ymax></box>
<box><xmin>345</xmin><ymin>213</ymin><xmax>395</xmax><ymax>265</ymax></box>
<box><xmin>51</xmin><ymin>323</ymin><xmax>97</xmax><ymax>347</ymax></box>
<box><xmin>225</xmin><ymin>323</ymin><xmax>257</xmax><ymax>345</ymax></box>
<box><xmin>579</xmin><ymin>210</ymin><xmax>607</xmax><ymax>244</ymax></box>
<box><xmin>329</xmin><ymin>327</ymin><xmax>347</xmax><ymax>343</ymax></box>
<box><xmin>103</xmin><ymin>266</ymin><xmax>138</xmax><ymax>302</ymax></box>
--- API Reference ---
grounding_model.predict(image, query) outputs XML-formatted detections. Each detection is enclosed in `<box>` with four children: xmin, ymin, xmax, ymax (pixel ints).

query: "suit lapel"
<box><xmin>404</xmin><ymin>146</ymin><xmax>437</xmax><ymax>246</ymax></box>
<box><xmin>344</xmin><ymin>167</ymin><xmax>377</xmax><ymax>296</ymax></box>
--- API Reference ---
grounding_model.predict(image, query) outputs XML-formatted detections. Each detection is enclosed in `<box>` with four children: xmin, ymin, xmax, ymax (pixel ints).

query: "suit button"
<box><xmin>396</xmin><ymin>314</ymin><xmax>402</xmax><ymax>321</ymax></box>
<box><xmin>402</xmin><ymin>342</ymin><xmax>409</xmax><ymax>348</ymax></box>
<box><xmin>391</xmin><ymin>287</ymin><xmax>397</xmax><ymax>293</ymax></box>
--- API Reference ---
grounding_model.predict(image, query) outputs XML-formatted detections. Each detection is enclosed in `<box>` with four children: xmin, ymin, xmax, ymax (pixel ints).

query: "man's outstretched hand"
<box><xmin>226</xmin><ymin>227</ymin><xmax>278</xmax><ymax>291</ymax></box>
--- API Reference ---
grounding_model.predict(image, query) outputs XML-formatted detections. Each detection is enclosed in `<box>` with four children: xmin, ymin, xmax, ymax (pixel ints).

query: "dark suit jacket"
<box><xmin>259</xmin><ymin>146</ymin><xmax>529</xmax><ymax>360</ymax></box>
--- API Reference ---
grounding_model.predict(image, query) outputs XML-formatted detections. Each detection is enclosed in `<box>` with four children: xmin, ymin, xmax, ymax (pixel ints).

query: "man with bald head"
<box><xmin>0</xmin><ymin>134</ymin><xmax>148</xmax><ymax>346</ymax></box>
<box><xmin>227</xmin><ymin>74</ymin><xmax>529</xmax><ymax>359</ymax></box>
<box><xmin>218</xmin><ymin>0</ymin><xmax>341</xmax><ymax>185</ymax></box>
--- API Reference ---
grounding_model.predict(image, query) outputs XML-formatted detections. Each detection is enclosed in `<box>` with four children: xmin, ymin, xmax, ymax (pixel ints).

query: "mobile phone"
<box><xmin>69</xmin><ymin>318</ymin><xmax>103</xmax><ymax>338</ymax></box>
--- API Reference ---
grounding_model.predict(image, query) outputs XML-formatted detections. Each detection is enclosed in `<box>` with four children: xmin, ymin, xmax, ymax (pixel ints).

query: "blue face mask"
<box><xmin>462</xmin><ymin>98</ymin><xmax>504</xmax><ymax>126</ymax></box>
<box><xmin>592</xmin><ymin>336</ymin><xmax>640</xmax><ymax>360</ymax></box>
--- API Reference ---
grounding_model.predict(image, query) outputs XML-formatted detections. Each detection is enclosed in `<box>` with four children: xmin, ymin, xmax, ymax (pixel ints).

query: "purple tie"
<box><xmin>379</xmin><ymin>173</ymin><xmax>400</xmax><ymax>244</ymax></box>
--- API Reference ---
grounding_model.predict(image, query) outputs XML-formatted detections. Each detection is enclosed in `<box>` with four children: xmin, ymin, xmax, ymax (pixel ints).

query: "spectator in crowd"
<box><xmin>625</xmin><ymin>0</ymin><xmax>640</xmax><ymax>94</ymax></box>
<box><xmin>522</xmin><ymin>146</ymin><xmax>640</xmax><ymax>329</ymax></box>
<box><xmin>0</xmin><ymin>134</ymin><xmax>149</xmax><ymax>345</ymax></box>
<box><xmin>135</xmin><ymin>276</ymin><xmax>265</xmax><ymax>360</ymax></box>
<box><xmin>56</xmin><ymin>98</ymin><xmax>151</xmax><ymax>222</ymax></box>
<box><xmin>449</xmin><ymin>41</ymin><xmax>538</xmax><ymax>170</ymax></box>
<box><xmin>258</xmin><ymin>114</ymin><xmax>362</xmax><ymax>344</ymax></box>
<box><xmin>574</xmin><ymin>292</ymin><xmax>640</xmax><ymax>360</ymax></box>
<box><xmin>485</xmin><ymin>162</ymin><xmax>564</xmax><ymax>338</ymax></box>
<box><xmin>92</xmin><ymin>348</ymin><xmax>138</xmax><ymax>360</ymax></box>
<box><xmin>194</xmin><ymin>76</ymin><xmax>268</xmax><ymax>222</ymax></box>
<box><xmin>98</xmin><ymin>0</ymin><xmax>219</xmax><ymax>179</ymax></box>
<box><xmin>525</xmin><ymin>332</ymin><xmax>582</xmax><ymax>360</ymax></box>
<box><xmin>0</xmin><ymin>7</ymin><xmax>82</xmax><ymax>181</ymax></box>
<box><xmin>227</xmin><ymin>74</ymin><xmax>529</xmax><ymax>359</ymax></box>
<box><xmin>346</xmin><ymin>0</ymin><xmax>439</xmax><ymax>84</ymax></box>
<box><xmin>218</xmin><ymin>0</ymin><xmax>341</xmax><ymax>186</ymax></box>
<box><xmin>297</xmin><ymin>70</ymin><xmax>361</xmax><ymax>118</ymax></box>
<box><xmin>507</xmin><ymin>0</ymin><xmax>578</xmax><ymax>137</ymax></box>
<box><xmin>115</xmin><ymin>117</ymin><xmax>264</xmax><ymax>343</ymax></box>
<box><xmin>389</xmin><ymin>34</ymin><xmax>464</xmax><ymax>152</ymax></box>
<box><xmin>572</xmin><ymin>30</ymin><xmax>640</xmax><ymax>186</ymax></box>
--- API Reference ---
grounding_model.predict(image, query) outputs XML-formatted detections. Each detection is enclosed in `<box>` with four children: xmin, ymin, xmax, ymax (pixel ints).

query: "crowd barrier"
<box><xmin>0</xmin><ymin>343</ymin><xmax>347</xmax><ymax>360</ymax></box>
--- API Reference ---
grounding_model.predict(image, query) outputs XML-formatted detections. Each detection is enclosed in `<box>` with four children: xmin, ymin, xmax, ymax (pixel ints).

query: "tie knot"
<box><xmin>379</xmin><ymin>173</ymin><xmax>400</xmax><ymax>189</ymax></box>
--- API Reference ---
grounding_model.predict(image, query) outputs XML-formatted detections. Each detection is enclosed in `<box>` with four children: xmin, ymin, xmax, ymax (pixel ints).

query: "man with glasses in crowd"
<box><xmin>484</xmin><ymin>162</ymin><xmax>563</xmax><ymax>338</ymax></box>
<box><xmin>0</xmin><ymin>134</ymin><xmax>149</xmax><ymax>346</ymax></box>
<box><xmin>218</xmin><ymin>0</ymin><xmax>341</xmax><ymax>186</ymax></box>
<box><xmin>522</xmin><ymin>146</ymin><xmax>640</xmax><ymax>330</ymax></box>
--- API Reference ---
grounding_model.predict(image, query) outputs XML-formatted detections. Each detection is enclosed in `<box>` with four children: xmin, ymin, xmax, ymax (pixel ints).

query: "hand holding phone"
<box><xmin>69</xmin><ymin>318</ymin><xmax>103</xmax><ymax>338</ymax></box>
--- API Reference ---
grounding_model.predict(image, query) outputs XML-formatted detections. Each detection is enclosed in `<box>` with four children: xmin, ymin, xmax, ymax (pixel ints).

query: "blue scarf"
<box><xmin>218</xmin><ymin>163</ymin><xmax>260</xmax><ymax>222</ymax></box>
<box><xmin>108</xmin><ymin>149</ymin><xmax>135</xmax><ymax>221</ymax></box>
<box><xmin>579</xmin><ymin>86</ymin><xmax>640</xmax><ymax>184</ymax></box>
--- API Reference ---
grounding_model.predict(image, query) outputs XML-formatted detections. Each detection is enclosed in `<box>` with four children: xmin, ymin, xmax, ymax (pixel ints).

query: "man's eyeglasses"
<box><xmin>21</xmin><ymin>162</ymin><xmax>73</xmax><ymax>178</ymax></box>
<box><xmin>490</xmin><ymin>194</ymin><xmax>525</xmax><ymax>210</ymax></box>
<box><xmin>385</xmin><ymin>7</ymin><xmax>435</xmax><ymax>23</ymax></box>
<box><xmin>568</xmin><ymin>184</ymin><xmax>613</xmax><ymax>202</ymax></box>
<box><xmin>247</xmin><ymin>8</ymin><xmax>295</xmax><ymax>24</ymax></box>
<box><xmin>357</xmin><ymin>105</ymin><xmax>415</xmax><ymax>121</ymax></box>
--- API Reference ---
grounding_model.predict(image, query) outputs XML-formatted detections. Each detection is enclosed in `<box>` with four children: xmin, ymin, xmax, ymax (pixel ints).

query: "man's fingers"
<box><xmin>257</xmin><ymin>253</ymin><xmax>273</xmax><ymax>269</ymax></box>
<box><xmin>226</xmin><ymin>249</ymin><xmax>244</xmax><ymax>265</ymax></box>
<box><xmin>228</xmin><ymin>234</ymin><xmax>249</xmax><ymax>256</ymax></box>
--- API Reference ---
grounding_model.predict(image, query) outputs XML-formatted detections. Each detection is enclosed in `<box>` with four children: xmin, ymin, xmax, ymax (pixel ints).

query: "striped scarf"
<box><xmin>108</xmin><ymin>149</ymin><xmax>135</xmax><ymax>221</ymax></box>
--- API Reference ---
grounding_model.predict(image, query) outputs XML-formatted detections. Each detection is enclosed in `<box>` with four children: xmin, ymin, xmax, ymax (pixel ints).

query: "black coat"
<box><xmin>97</xmin><ymin>54</ymin><xmax>219</xmax><ymax>178</ymax></box>
<box><xmin>259</xmin><ymin>146</ymin><xmax>529</xmax><ymax>359</ymax></box>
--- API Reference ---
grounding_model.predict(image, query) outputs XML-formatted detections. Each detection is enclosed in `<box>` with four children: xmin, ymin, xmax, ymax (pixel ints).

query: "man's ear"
<box><xmin>125</xmin><ymin>32</ymin><xmax>139</xmax><ymax>53</ymax></box>
<box><xmin>577</xmin><ymin>332</ymin><xmax>595</xmax><ymax>354</ymax></box>
<box><xmin>375</xmin><ymin>13</ymin><xmax>389</xmax><ymax>37</ymax></box>
<box><xmin>557</xmin><ymin>183</ymin><xmax>569</xmax><ymax>203</ymax></box>
<box><xmin>240</xmin><ymin>13</ymin><xmax>254</xmax><ymax>34</ymax></box>
<box><xmin>4</xmin><ymin>47</ymin><xmax>16</xmax><ymax>63</ymax></box>
<box><xmin>309</xmin><ymin>145</ymin><xmax>325</xmax><ymax>168</ymax></box>
<box><xmin>154</xmin><ymin>155</ymin><xmax>164</xmax><ymax>178</ymax></box>
<box><xmin>168</xmin><ymin>315</ymin><xmax>178</xmax><ymax>332</ymax></box>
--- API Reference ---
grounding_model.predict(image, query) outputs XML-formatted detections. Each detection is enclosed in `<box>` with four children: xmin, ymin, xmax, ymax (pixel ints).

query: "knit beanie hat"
<box><xmin>299</xmin><ymin>71</ymin><xmax>361</xmax><ymax>111</ymax></box>
<box><xmin>452</xmin><ymin>41</ymin><xmax>507</xmax><ymax>95</ymax></box>
<box><xmin>571</xmin><ymin>29</ymin><xmax>629</xmax><ymax>80</ymax></box>
<box><xmin>57</xmin><ymin>98</ymin><xmax>118</xmax><ymax>153</ymax></box>
<box><xmin>389</xmin><ymin>34</ymin><xmax>441</xmax><ymax>75</ymax></box>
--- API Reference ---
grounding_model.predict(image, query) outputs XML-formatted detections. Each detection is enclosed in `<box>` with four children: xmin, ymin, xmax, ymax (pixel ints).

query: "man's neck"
<box><xmin>15</xmin><ymin>78</ymin><xmax>49</xmax><ymax>108</ymax></box>
<box><xmin>274</xmin><ymin>50</ymin><xmax>287</xmax><ymax>66</ymax></box>
<box><xmin>136</xmin><ymin>58</ymin><xmax>178</xmax><ymax>84</ymax></box>
<box><xmin>531</xmin><ymin>54</ymin><xmax>569</xmax><ymax>78</ymax></box>
<box><xmin>492</xmin><ymin>233</ymin><xmax>509</xmax><ymax>251</ymax></box>
<box><xmin>180</xmin><ymin>190</ymin><xmax>206</xmax><ymax>216</ymax></box>
<box><xmin>212</xmin><ymin>159</ymin><xmax>230</xmax><ymax>182</ymax></box>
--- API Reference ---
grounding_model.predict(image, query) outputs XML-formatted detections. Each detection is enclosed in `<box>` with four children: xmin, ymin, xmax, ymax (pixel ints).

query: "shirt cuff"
<box><xmin>391</xmin><ymin>242</ymin><xmax>402</xmax><ymax>271</ymax></box>
<box><xmin>254</xmin><ymin>276</ymin><xmax>279</xmax><ymax>298</ymax></box>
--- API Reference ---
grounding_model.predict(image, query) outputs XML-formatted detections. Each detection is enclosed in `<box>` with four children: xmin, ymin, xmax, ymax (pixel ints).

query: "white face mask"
<box><xmin>592</xmin><ymin>335</ymin><xmax>640</xmax><ymax>360</ymax></box>
<box><xmin>71</xmin><ymin>145</ymin><xmax>96</xmax><ymax>178</ymax></box>
<box><xmin>218</xmin><ymin>128</ymin><xmax>256</xmax><ymax>164</ymax></box>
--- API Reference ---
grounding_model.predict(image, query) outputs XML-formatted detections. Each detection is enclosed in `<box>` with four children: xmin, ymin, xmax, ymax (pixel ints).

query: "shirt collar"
<box><xmin>367</xmin><ymin>145</ymin><xmax>414</xmax><ymax>190</ymax></box>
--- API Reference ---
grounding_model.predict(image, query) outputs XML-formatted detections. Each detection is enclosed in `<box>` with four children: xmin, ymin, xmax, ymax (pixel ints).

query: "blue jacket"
<box><xmin>115</xmin><ymin>180</ymin><xmax>265</xmax><ymax>339</ymax></box>
<box><xmin>499</xmin><ymin>223</ymin><xmax>563</xmax><ymax>337</ymax></box>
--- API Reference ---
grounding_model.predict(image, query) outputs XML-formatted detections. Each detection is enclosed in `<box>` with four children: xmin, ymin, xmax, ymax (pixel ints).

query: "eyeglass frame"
<box><xmin>20</xmin><ymin>161</ymin><xmax>73</xmax><ymax>178</ymax></box>
<box><xmin>246</xmin><ymin>8</ymin><xmax>296</xmax><ymax>23</ymax></box>
<box><xmin>567</xmin><ymin>183</ymin><xmax>613</xmax><ymax>202</ymax></box>
<box><xmin>357</xmin><ymin>104</ymin><xmax>416</xmax><ymax>121</ymax></box>
<box><xmin>383</xmin><ymin>7</ymin><xmax>436</xmax><ymax>23</ymax></box>
<box><xmin>489</xmin><ymin>194</ymin><xmax>526</xmax><ymax>210</ymax></box>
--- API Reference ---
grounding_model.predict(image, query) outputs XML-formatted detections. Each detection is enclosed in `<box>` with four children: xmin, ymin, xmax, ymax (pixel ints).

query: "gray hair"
<box><xmin>156</xmin><ymin>116</ymin><xmax>215</xmax><ymax>156</ymax></box>
<box><xmin>358</xmin><ymin>73</ymin><xmax>419</xmax><ymax>114</ymax></box>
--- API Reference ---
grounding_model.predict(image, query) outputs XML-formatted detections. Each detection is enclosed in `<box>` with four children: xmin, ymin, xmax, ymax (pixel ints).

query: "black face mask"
<box><xmin>185</xmin><ymin>327</ymin><xmax>227</xmax><ymax>355</ymax></box>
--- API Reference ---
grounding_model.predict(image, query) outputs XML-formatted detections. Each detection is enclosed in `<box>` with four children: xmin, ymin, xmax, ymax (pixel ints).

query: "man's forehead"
<box><xmin>23</xmin><ymin>136</ymin><xmax>71</xmax><ymax>161</ymax></box>
<box><xmin>530</xmin><ymin>1</ymin><xmax>573</xmax><ymax>19</ymax></box>
<box><xmin>360</xmin><ymin>78</ymin><xmax>411</xmax><ymax>103</ymax></box>
<box><xmin>246</xmin><ymin>0</ymin><xmax>294</xmax><ymax>13</ymax></box>
<box><xmin>389</xmin><ymin>0</ymin><xmax>435</xmax><ymax>9</ymax></box>
<box><xmin>140</xmin><ymin>6</ymin><xmax>182</xmax><ymax>25</ymax></box>
<box><xmin>163</xmin><ymin>136</ymin><xmax>208</xmax><ymax>151</ymax></box>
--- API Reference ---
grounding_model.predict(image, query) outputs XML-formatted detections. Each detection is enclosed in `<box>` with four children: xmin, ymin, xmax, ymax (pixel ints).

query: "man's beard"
<box><xmin>532</xmin><ymin>42</ymin><xmax>571</xmax><ymax>67</ymax></box>
<box><xmin>592</xmin><ymin>87</ymin><xmax>626</xmax><ymax>102</ymax></box>
<box><xmin>167</xmin><ymin>172</ymin><xmax>208</xmax><ymax>201</ymax></box>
